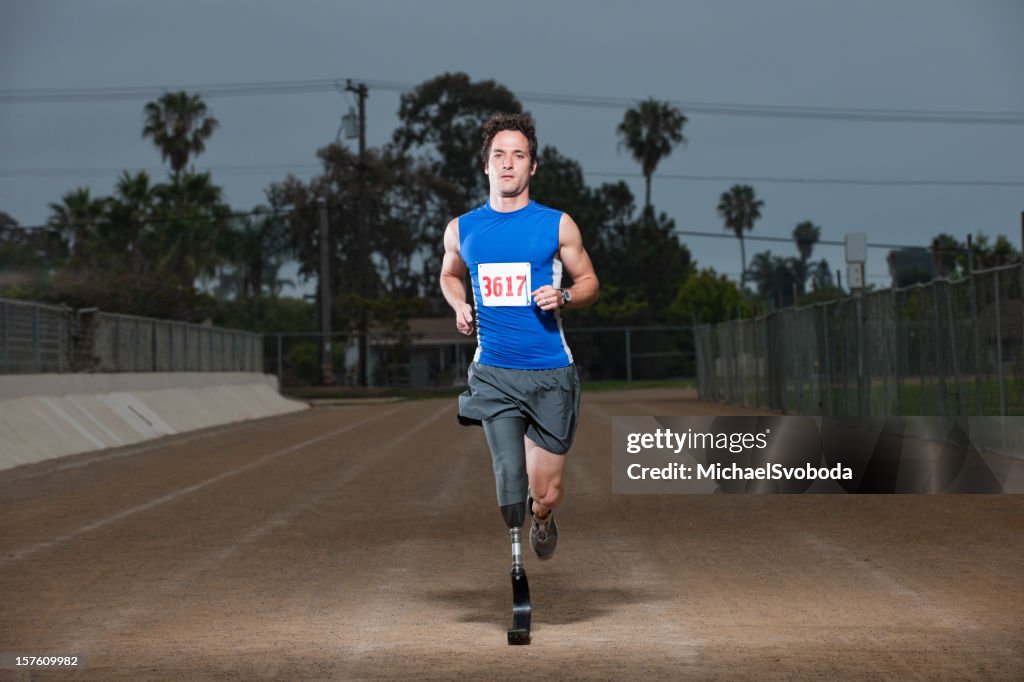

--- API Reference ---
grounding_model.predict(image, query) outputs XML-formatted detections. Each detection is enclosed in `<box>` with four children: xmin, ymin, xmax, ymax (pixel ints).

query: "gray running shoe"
<box><xmin>529</xmin><ymin>496</ymin><xmax>558</xmax><ymax>560</ymax></box>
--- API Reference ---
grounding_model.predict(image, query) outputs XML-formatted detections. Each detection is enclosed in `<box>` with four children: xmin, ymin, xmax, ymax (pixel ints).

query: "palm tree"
<box><xmin>152</xmin><ymin>171</ymin><xmax>229</xmax><ymax>289</ymax></box>
<box><xmin>616</xmin><ymin>98</ymin><xmax>687</xmax><ymax>216</ymax></box>
<box><xmin>225</xmin><ymin>208</ymin><xmax>292</xmax><ymax>298</ymax></box>
<box><xmin>142</xmin><ymin>92</ymin><xmax>219</xmax><ymax>179</ymax></box>
<box><xmin>792</xmin><ymin>220</ymin><xmax>821</xmax><ymax>295</ymax></box>
<box><xmin>748</xmin><ymin>251</ymin><xmax>798</xmax><ymax>309</ymax></box>
<box><xmin>793</xmin><ymin>221</ymin><xmax>821</xmax><ymax>262</ymax></box>
<box><xmin>107</xmin><ymin>170</ymin><xmax>156</xmax><ymax>274</ymax></box>
<box><xmin>811</xmin><ymin>260</ymin><xmax>834</xmax><ymax>291</ymax></box>
<box><xmin>47</xmin><ymin>187</ymin><xmax>107</xmax><ymax>267</ymax></box>
<box><xmin>717</xmin><ymin>184</ymin><xmax>764</xmax><ymax>285</ymax></box>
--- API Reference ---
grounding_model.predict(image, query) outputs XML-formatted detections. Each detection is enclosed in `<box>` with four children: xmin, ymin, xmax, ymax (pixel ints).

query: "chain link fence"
<box><xmin>695</xmin><ymin>263</ymin><xmax>1024</xmax><ymax>419</ymax></box>
<box><xmin>0</xmin><ymin>298</ymin><xmax>262</xmax><ymax>374</ymax></box>
<box><xmin>265</xmin><ymin>325</ymin><xmax>696</xmax><ymax>388</ymax></box>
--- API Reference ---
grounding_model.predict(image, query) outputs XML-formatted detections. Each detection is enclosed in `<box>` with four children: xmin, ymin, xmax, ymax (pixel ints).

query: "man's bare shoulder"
<box><xmin>443</xmin><ymin>217</ymin><xmax>461</xmax><ymax>252</ymax></box>
<box><xmin>558</xmin><ymin>212</ymin><xmax>584</xmax><ymax>243</ymax></box>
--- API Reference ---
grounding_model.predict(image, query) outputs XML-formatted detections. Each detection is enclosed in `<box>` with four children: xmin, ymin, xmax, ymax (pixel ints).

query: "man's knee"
<box><xmin>529</xmin><ymin>476</ymin><xmax>563</xmax><ymax>510</ymax></box>
<box><xmin>528</xmin><ymin>464</ymin><xmax>569</xmax><ymax>507</ymax></box>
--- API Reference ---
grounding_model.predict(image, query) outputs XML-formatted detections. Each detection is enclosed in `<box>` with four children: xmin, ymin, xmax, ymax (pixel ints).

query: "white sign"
<box><xmin>478</xmin><ymin>262</ymin><xmax>532</xmax><ymax>307</ymax></box>
<box><xmin>845</xmin><ymin>233</ymin><xmax>867</xmax><ymax>263</ymax></box>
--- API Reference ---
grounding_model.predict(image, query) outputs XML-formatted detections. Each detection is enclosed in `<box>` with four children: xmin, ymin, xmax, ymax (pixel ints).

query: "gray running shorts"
<box><xmin>458</xmin><ymin>361</ymin><xmax>581</xmax><ymax>455</ymax></box>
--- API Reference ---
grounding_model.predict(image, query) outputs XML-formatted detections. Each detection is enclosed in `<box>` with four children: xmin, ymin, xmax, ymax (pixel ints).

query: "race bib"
<box><xmin>478</xmin><ymin>262</ymin><xmax>531</xmax><ymax>307</ymax></box>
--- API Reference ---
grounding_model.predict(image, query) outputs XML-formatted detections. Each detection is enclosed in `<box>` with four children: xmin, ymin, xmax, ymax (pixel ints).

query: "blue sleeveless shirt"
<box><xmin>459</xmin><ymin>200</ymin><xmax>573</xmax><ymax>369</ymax></box>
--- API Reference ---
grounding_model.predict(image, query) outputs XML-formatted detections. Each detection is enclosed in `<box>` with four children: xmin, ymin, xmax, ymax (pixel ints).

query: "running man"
<box><xmin>439</xmin><ymin>112</ymin><xmax>599</xmax><ymax>559</ymax></box>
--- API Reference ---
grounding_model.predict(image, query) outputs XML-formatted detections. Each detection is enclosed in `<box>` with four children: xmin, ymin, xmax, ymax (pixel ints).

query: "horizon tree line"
<box><xmin>1</xmin><ymin>73</ymin><xmax>1018</xmax><ymax>328</ymax></box>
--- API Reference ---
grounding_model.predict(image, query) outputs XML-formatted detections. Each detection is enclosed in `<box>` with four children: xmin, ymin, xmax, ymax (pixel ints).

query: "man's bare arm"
<box><xmin>558</xmin><ymin>213</ymin><xmax>599</xmax><ymax>308</ymax></box>
<box><xmin>439</xmin><ymin>218</ymin><xmax>475</xmax><ymax>335</ymax></box>
<box><xmin>531</xmin><ymin>213</ymin><xmax>598</xmax><ymax>311</ymax></box>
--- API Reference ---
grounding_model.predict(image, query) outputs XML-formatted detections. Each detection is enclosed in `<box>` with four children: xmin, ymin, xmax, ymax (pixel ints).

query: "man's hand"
<box><xmin>455</xmin><ymin>302</ymin><xmax>475</xmax><ymax>335</ymax></box>
<box><xmin>532</xmin><ymin>285</ymin><xmax>563</xmax><ymax>311</ymax></box>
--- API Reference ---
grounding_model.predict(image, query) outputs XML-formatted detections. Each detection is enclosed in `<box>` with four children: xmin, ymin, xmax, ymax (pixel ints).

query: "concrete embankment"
<box><xmin>0</xmin><ymin>372</ymin><xmax>307</xmax><ymax>472</ymax></box>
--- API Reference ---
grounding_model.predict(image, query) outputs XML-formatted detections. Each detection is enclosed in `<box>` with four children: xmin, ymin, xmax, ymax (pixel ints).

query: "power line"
<box><xmin>2</xmin><ymin>164</ymin><xmax>1021</xmax><ymax>188</ymax></box>
<box><xmin>590</xmin><ymin>171</ymin><xmax>1024</xmax><ymax>188</ymax></box>
<box><xmin>2</xmin><ymin>76</ymin><xmax>1023</xmax><ymax>125</ymax></box>
<box><xmin>670</xmin><ymin>228</ymin><xmax>939</xmax><ymax>252</ymax></box>
<box><xmin>0</xmin><ymin>164</ymin><xmax>321</xmax><ymax>179</ymax></box>
<box><xmin>6</xmin><ymin>206</ymin><xmax>965</xmax><ymax>256</ymax></box>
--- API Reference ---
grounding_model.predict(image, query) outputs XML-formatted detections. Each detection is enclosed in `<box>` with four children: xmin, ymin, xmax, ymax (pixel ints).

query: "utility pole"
<box><xmin>347</xmin><ymin>79</ymin><xmax>369</xmax><ymax>387</ymax></box>
<box><xmin>319</xmin><ymin>200</ymin><xmax>333</xmax><ymax>385</ymax></box>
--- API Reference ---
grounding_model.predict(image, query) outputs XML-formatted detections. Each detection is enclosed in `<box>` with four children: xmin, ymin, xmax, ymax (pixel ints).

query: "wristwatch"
<box><xmin>559</xmin><ymin>288</ymin><xmax>572</xmax><ymax>306</ymax></box>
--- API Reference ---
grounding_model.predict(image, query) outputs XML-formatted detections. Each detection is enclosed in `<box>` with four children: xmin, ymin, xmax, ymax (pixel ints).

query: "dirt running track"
<box><xmin>1</xmin><ymin>388</ymin><xmax>1022</xmax><ymax>680</ymax></box>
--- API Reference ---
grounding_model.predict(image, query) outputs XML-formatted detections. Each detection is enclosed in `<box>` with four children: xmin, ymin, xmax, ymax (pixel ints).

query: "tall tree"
<box><xmin>748</xmin><ymin>251</ymin><xmax>799</xmax><ymax>309</ymax></box>
<box><xmin>792</xmin><ymin>220</ymin><xmax>821</xmax><ymax>295</ymax></box>
<box><xmin>221</xmin><ymin>207</ymin><xmax>292</xmax><ymax>298</ymax></box>
<box><xmin>151</xmin><ymin>171</ymin><xmax>229</xmax><ymax>289</ymax></box>
<box><xmin>793</xmin><ymin>220</ymin><xmax>821</xmax><ymax>263</ymax></box>
<box><xmin>810</xmin><ymin>260</ymin><xmax>835</xmax><ymax>292</ymax></box>
<box><xmin>717</xmin><ymin>184</ymin><xmax>764</xmax><ymax>285</ymax></box>
<box><xmin>104</xmin><ymin>170</ymin><xmax>156</xmax><ymax>274</ymax></box>
<box><xmin>142</xmin><ymin>91</ymin><xmax>219</xmax><ymax>179</ymax></box>
<box><xmin>931</xmin><ymin>233</ymin><xmax>962</xmax><ymax>278</ymax></box>
<box><xmin>616</xmin><ymin>98</ymin><xmax>687</xmax><ymax>216</ymax></box>
<box><xmin>670</xmin><ymin>268</ymin><xmax>753</xmax><ymax>325</ymax></box>
<box><xmin>1</xmin><ymin>213</ymin><xmax>64</xmax><ymax>281</ymax></box>
<box><xmin>47</xmin><ymin>187</ymin><xmax>106</xmax><ymax>267</ymax></box>
<box><xmin>392</xmin><ymin>72</ymin><xmax>522</xmax><ymax>215</ymax></box>
<box><xmin>969</xmin><ymin>233</ymin><xmax>1021</xmax><ymax>269</ymax></box>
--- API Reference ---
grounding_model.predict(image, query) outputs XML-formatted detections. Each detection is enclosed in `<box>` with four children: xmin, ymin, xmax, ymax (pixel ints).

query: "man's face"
<box><xmin>485</xmin><ymin>130</ymin><xmax>536</xmax><ymax>198</ymax></box>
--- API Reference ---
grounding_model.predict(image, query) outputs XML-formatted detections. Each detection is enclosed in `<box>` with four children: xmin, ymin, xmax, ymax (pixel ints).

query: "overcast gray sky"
<box><xmin>2</xmin><ymin>0</ymin><xmax>1022</xmax><ymax>289</ymax></box>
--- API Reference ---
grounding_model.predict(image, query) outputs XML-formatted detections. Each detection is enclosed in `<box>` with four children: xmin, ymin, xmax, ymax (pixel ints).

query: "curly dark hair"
<box><xmin>480</xmin><ymin>113</ymin><xmax>538</xmax><ymax>168</ymax></box>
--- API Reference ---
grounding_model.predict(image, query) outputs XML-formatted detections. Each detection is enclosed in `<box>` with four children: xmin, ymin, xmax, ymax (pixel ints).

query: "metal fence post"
<box><xmin>625</xmin><ymin>328</ymin><xmax>632</xmax><ymax>382</ymax></box>
<box><xmin>944</xmin><ymin>283</ymin><xmax>962</xmax><ymax>416</ymax></box>
<box><xmin>893</xmin><ymin>288</ymin><xmax>903</xmax><ymax>417</ymax></box>
<box><xmin>741</xmin><ymin>317</ymin><xmax>749</xmax><ymax>405</ymax></box>
<box><xmin>0</xmin><ymin>301</ymin><xmax>7</xmax><ymax>372</ymax></box>
<box><xmin>112</xmin><ymin>316</ymin><xmax>119</xmax><ymax>371</ymax></box>
<box><xmin>879</xmin><ymin>294</ymin><xmax>890</xmax><ymax>416</ymax></box>
<box><xmin>931</xmin><ymin>284</ymin><xmax>947</xmax><ymax>416</ymax></box>
<box><xmin>821</xmin><ymin>306</ymin><xmax>832</xmax><ymax>416</ymax></box>
<box><xmin>994</xmin><ymin>274</ymin><xmax>1005</xmax><ymax>418</ymax></box>
<box><xmin>32</xmin><ymin>305</ymin><xmax>41</xmax><ymax>372</ymax></box>
<box><xmin>793</xmin><ymin>311</ymin><xmax>804</xmax><ymax>414</ymax></box>
<box><xmin>851</xmin><ymin>296</ymin><xmax>860</xmax><ymax>413</ymax></box>
<box><xmin>277</xmin><ymin>334</ymin><xmax>283</xmax><ymax>385</ymax></box>
<box><xmin>132</xmin><ymin>318</ymin><xmax>139</xmax><ymax>372</ymax></box>
<box><xmin>970</xmin><ymin>270</ymin><xmax>983</xmax><ymax>415</ymax></box>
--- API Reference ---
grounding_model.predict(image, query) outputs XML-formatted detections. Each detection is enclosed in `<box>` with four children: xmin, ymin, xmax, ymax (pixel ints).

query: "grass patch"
<box><xmin>581</xmin><ymin>378</ymin><xmax>695</xmax><ymax>392</ymax></box>
<box><xmin>779</xmin><ymin>376</ymin><xmax>1024</xmax><ymax>416</ymax></box>
<box><xmin>284</xmin><ymin>377</ymin><xmax>696</xmax><ymax>401</ymax></box>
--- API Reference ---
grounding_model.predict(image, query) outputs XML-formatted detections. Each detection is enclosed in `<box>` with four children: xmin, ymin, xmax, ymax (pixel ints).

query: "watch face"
<box><xmin>561</xmin><ymin>289</ymin><xmax>571</xmax><ymax>304</ymax></box>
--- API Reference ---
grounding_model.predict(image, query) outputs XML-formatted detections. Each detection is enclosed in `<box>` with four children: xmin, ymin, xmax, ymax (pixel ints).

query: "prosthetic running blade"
<box><xmin>508</xmin><ymin>564</ymin><xmax>532</xmax><ymax>644</ymax></box>
<box><xmin>506</xmin><ymin>525</ymin><xmax>532</xmax><ymax>645</ymax></box>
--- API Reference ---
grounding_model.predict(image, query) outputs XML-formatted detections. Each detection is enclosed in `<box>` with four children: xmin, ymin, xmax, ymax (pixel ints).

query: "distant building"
<box><xmin>344</xmin><ymin>317</ymin><xmax>476</xmax><ymax>387</ymax></box>
<box><xmin>887</xmin><ymin>248</ymin><xmax>934</xmax><ymax>287</ymax></box>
